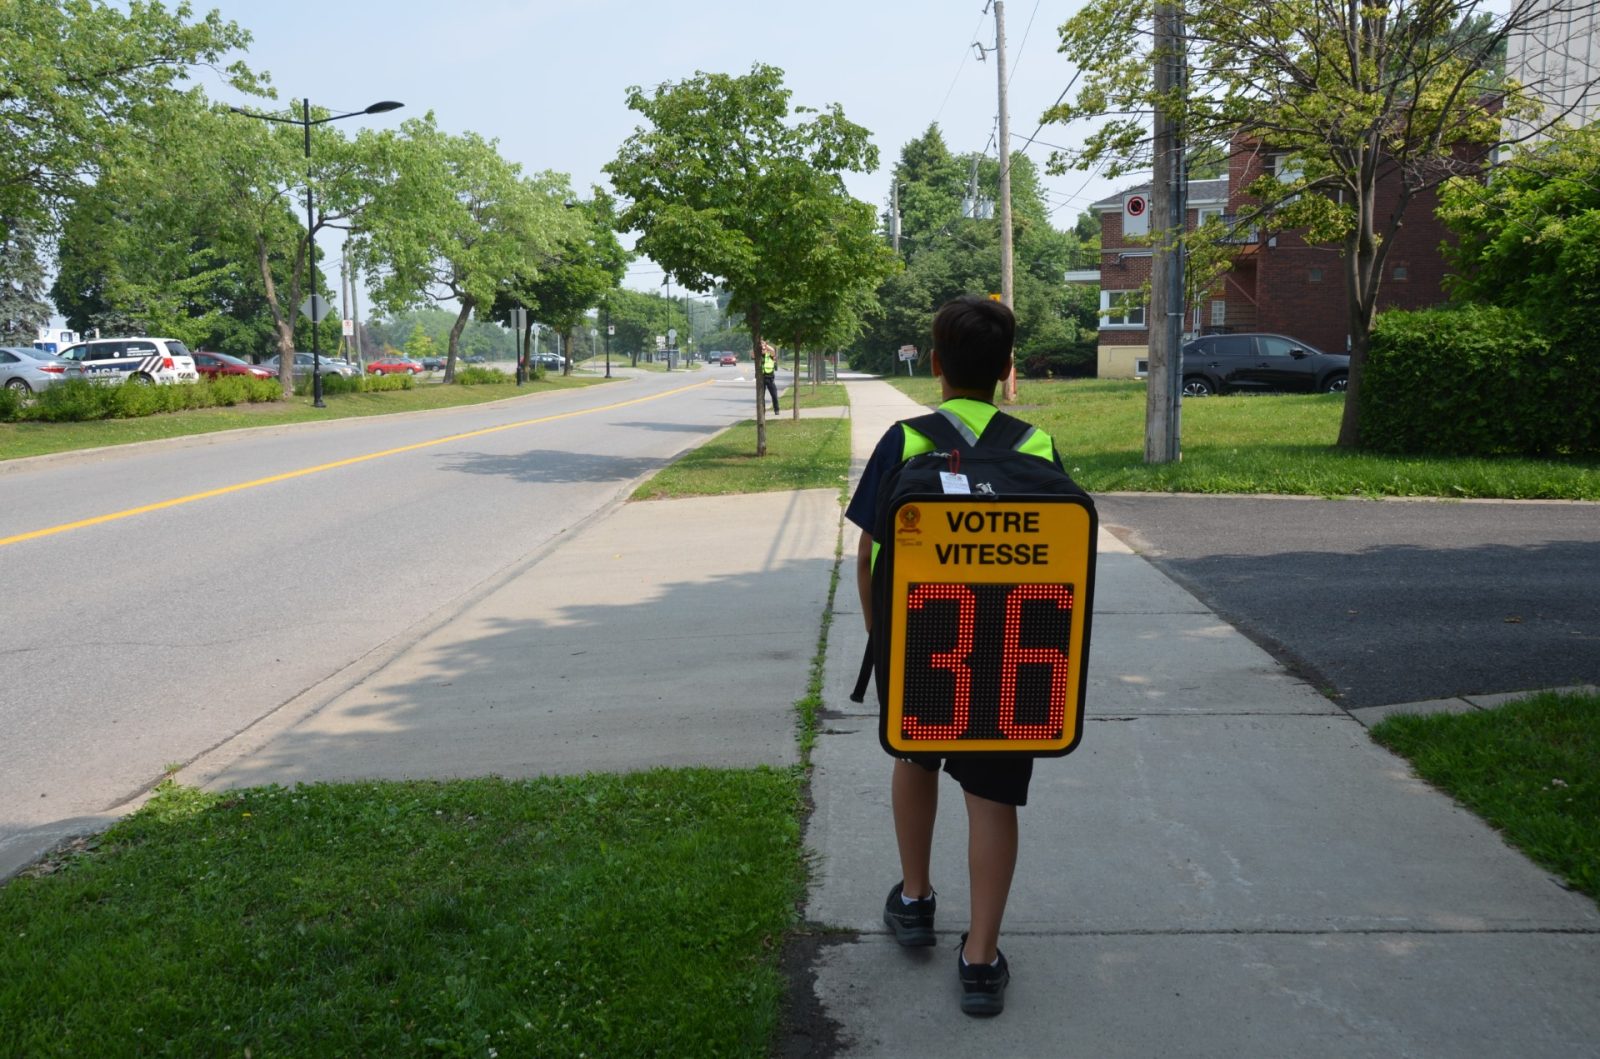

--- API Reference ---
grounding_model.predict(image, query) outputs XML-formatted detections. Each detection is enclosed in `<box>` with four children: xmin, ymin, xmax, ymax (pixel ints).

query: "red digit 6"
<box><xmin>904</xmin><ymin>584</ymin><xmax>974</xmax><ymax>740</ymax></box>
<box><xmin>998</xmin><ymin>584</ymin><xmax>1073</xmax><ymax>740</ymax></box>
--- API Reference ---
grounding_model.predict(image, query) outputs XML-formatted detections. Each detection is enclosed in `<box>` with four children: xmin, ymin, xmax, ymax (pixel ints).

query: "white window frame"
<box><xmin>1195</xmin><ymin>206</ymin><xmax>1224</xmax><ymax>226</ymax></box>
<box><xmin>1099</xmin><ymin>289</ymin><xmax>1146</xmax><ymax>329</ymax></box>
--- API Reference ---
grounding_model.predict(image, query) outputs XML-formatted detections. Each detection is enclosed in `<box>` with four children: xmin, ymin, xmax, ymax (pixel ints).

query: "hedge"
<box><xmin>1360</xmin><ymin>305</ymin><xmax>1600</xmax><ymax>457</ymax></box>
<box><xmin>0</xmin><ymin>377</ymin><xmax>285</xmax><ymax>423</ymax></box>
<box><xmin>293</xmin><ymin>372</ymin><xmax>413</xmax><ymax>397</ymax></box>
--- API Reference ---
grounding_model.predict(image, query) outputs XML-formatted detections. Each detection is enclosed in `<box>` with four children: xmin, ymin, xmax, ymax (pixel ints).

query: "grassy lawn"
<box><xmin>1371</xmin><ymin>691</ymin><xmax>1600</xmax><ymax>901</ymax></box>
<box><xmin>0</xmin><ymin>374</ymin><xmax>605</xmax><ymax>462</ymax></box>
<box><xmin>632</xmin><ymin>414</ymin><xmax>852</xmax><ymax>500</ymax></box>
<box><xmin>886</xmin><ymin>377</ymin><xmax>1600</xmax><ymax>500</ymax></box>
<box><xmin>0</xmin><ymin>771</ymin><xmax>804</xmax><ymax>1057</ymax></box>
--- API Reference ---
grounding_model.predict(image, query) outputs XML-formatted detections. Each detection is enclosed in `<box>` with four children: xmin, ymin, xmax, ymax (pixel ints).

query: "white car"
<box><xmin>59</xmin><ymin>337</ymin><xmax>200</xmax><ymax>385</ymax></box>
<box><xmin>260</xmin><ymin>352</ymin><xmax>361</xmax><ymax>378</ymax></box>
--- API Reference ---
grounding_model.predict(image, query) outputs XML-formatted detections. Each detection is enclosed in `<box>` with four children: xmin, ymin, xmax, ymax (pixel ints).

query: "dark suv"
<box><xmin>1179</xmin><ymin>333</ymin><xmax>1349</xmax><ymax>396</ymax></box>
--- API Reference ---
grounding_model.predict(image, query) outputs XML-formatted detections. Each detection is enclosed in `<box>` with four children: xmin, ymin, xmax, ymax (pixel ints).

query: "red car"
<box><xmin>193</xmin><ymin>351</ymin><xmax>273</xmax><ymax>381</ymax></box>
<box><xmin>366</xmin><ymin>356</ymin><xmax>425</xmax><ymax>376</ymax></box>
<box><xmin>719</xmin><ymin>355</ymin><xmax>738</xmax><ymax>365</ymax></box>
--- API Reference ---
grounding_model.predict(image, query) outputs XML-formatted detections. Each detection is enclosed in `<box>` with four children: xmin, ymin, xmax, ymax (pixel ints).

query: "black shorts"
<box><xmin>902</xmin><ymin>754</ymin><xmax>1034</xmax><ymax>807</ymax></box>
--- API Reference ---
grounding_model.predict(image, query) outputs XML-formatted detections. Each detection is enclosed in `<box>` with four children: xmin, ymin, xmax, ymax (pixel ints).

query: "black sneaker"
<box><xmin>957</xmin><ymin>932</ymin><xmax>1010</xmax><ymax>1017</ymax></box>
<box><xmin>882</xmin><ymin>882</ymin><xmax>937</xmax><ymax>947</ymax></box>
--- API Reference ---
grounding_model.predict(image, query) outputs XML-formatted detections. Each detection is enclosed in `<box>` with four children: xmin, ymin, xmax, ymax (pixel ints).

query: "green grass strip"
<box><xmin>0</xmin><ymin>771</ymin><xmax>806</xmax><ymax>1058</ymax></box>
<box><xmin>0</xmin><ymin>374</ymin><xmax>605</xmax><ymax>462</ymax></box>
<box><xmin>1370</xmin><ymin>691</ymin><xmax>1600</xmax><ymax>900</ymax></box>
<box><xmin>886</xmin><ymin>377</ymin><xmax>1600</xmax><ymax>500</ymax></box>
<box><xmin>632</xmin><ymin>415</ymin><xmax>851</xmax><ymax>500</ymax></box>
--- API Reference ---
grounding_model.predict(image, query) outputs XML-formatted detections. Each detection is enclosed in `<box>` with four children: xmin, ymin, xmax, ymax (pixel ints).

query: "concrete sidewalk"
<box><xmin>802</xmin><ymin>380</ymin><xmax>1600</xmax><ymax>1057</ymax></box>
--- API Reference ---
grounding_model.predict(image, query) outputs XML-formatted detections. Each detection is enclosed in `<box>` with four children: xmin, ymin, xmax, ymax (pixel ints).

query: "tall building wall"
<box><xmin>1508</xmin><ymin>0</ymin><xmax>1600</xmax><ymax>134</ymax></box>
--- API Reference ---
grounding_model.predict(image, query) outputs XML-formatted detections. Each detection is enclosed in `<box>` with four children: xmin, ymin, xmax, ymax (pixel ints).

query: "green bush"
<box><xmin>32</xmin><ymin>379</ymin><xmax>115</xmax><ymax>421</ymax></box>
<box><xmin>453</xmin><ymin>366</ymin><xmax>512</xmax><ymax>386</ymax></box>
<box><xmin>206</xmin><ymin>376</ymin><xmax>281</xmax><ymax>406</ymax></box>
<box><xmin>293</xmin><ymin>372</ymin><xmax>413</xmax><ymax>397</ymax></box>
<box><xmin>1361</xmin><ymin>305</ymin><xmax>1600</xmax><ymax>457</ymax></box>
<box><xmin>0</xmin><ymin>386</ymin><xmax>21</xmax><ymax>422</ymax></box>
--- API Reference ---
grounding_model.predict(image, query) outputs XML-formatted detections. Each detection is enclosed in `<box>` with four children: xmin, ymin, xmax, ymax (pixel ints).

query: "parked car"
<box><xmin>1179</xmin><ymin>333</ymin><xmax>1349</xmax><ymax>396</ymax></box>
<box><xmin>58</xmin><ymin>336</ymin><xmax>199</xmax><ymax>385</ymax></box>
<box><xmin>463</xmin><ymin>354</ymin><xmax>487</xmax><ymax>364</ymax></box>
<box><xmin>420</xmin><ymin>356</ymin><xmax>447</xmax><ymax>371</ymax></box>
<box><xmin>192</xmin><ymin>351</ymin><xmax>274</xmax><ymax>381</ymax></box>
<box><xmin>533</xmin><ymin>353</ymin><xmax>564</xmax><ymax>371</ymax></box>
<box><xmin>718</xmin><ymin>354</ymin><xmax>738</xmax><ymax>366</ymax></box>
<box><xmin>259</xmin><ymin>352</ymin><xmax>360</xmax><ymax>379</ymax></box>
<box><xmin>366</xmin><ymin>355</ymin><xmax>425</xmax><ymax>376</ymax></box>
<box><xmin>0</xmin><ymin>346</ymin><xmax>68</xmax><ymax>394</ymax></box>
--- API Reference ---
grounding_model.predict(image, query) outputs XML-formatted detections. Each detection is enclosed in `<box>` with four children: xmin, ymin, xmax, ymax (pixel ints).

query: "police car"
<box><xmin>59</xmin><ymin>337</ymin><xmax>201</xmax><ymax>385</ymax></box>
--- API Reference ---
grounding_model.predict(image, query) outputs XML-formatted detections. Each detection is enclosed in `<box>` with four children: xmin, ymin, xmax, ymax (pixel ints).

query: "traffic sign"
<box><xmin>299</xmin><ymin>295</ymin><xmax>334</xmax><ymax>323</ymax></box>
<box><xmin>898</xmin><ymin>344</ymin><xmax>918</xmax><ymax>362</ymax></box>
<box><xmin>341</xmin><ymin>318</ymin><xmax>354</xmax><ymax>337</ymax></box>
<box><xmin>607</xmin><ymin>325</ymin><xmax>615</xmax><ymax>336</ymax></box>
<box><xmin>882</xmin><ymin>494</ymin><xmax>1097</xmax><ymax>756</ymax></box>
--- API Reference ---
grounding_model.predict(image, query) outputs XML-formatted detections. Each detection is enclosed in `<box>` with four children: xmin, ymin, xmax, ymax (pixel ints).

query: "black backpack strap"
<box><xmin>976</xmin><ymin>409</ymin><xmax>1032</xmax><ymax>450</ymax></box>
<box><xmin>849</xmin><ymin>636</ymin><xmax>873</xmax><ymax>703</ymax></box>
<box><xmin>902</xmin><ymin>411</ymin><xmax>969</xmax><ymax>453</ymax></box>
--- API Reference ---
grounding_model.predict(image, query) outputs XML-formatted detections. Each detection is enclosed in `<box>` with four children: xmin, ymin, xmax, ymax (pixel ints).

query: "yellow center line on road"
<box><xmin>1</xmin><ymin>379</ymin><xmax>716</xmax><ymax>550</ymax></box>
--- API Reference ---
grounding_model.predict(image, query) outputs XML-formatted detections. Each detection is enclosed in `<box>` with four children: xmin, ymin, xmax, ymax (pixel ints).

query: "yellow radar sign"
<box><xmin>883</xmin><ymin>494</ymin><xmax>1096</xmax><ymax>756</ymax></box>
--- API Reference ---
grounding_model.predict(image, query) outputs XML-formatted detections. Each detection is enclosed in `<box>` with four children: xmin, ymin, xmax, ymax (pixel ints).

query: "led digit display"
<box><xmin>901</xmin><ymin>582</ymin><xmax>1074</xmax><ymax>742</ymax></box>
<box><xmin>883</xmin><ymin>494</ymin><xmax>1096</xmax><ymax>756</ymax></box>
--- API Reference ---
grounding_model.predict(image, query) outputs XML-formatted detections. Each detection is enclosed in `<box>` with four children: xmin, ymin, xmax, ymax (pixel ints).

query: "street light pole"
<box><xmin>228</xmin><ymin>98</ymin><xmax>403</xmax><ymax>408</ymax></box>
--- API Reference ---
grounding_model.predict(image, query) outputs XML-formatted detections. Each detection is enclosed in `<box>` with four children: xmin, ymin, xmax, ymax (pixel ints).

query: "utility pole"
<box><xmin>890</xmin><ymin>179</ymin><xmax>901</xmax><ymax>252</ymax></box>
<box><xmin>1147</xmin><ymin>1</ymin><xmax>1187</xmax><ymax>463</ymax></box>
<box><xmin>993</xmin><ymin>0</ymin><xmax>1018</xmax><ymax>402</ymax></box>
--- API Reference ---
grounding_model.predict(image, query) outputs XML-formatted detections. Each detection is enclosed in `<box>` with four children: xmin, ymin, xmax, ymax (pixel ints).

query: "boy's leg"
<box><xmin>891</xmin><ymin>758</ymin><xmax>939</xmax><ymax>898</ymax></box>
<box><xmin>961</xmin><ymin>789</ymin><xmax>1018</xmax><ymax>965</ymax></box>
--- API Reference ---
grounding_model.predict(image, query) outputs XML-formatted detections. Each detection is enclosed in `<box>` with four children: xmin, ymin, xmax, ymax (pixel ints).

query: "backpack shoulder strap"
<box><xmin>901</xmin><ymin>411</ymin><xmax>968</xmax><ymax>453</ymax></box>
<box><xmin>976</xmin><ymin>409</ymin><xmax>1032</xmax><ymax>450</ymax></box>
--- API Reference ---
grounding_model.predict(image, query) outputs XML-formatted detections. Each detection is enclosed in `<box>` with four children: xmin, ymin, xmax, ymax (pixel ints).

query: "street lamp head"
<box><xmin>363</xmin><ymin>101</ymin><xmax>404</xmax><ymax>115</ymax></box>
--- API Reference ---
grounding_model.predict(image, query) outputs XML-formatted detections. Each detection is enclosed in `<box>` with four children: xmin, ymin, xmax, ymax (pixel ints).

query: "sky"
<box><xmin>195</xmin><ymin>0</ymin><xmax>1124</xmax><ymax>304</ymax></box>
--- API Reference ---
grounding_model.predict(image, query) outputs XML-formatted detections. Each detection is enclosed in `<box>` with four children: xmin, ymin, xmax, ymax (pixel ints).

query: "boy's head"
<box><xmin>931</xmin><ymin>296</ymin><xmax>1015</xmax><ymax>394</ymax></box>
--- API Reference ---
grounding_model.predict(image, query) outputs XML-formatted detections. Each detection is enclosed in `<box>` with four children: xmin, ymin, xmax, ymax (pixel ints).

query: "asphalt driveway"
<box><xmin>1095</xmin><ymin>494</ymin><xmax>1600</xmax><ymax>708</ymax></box>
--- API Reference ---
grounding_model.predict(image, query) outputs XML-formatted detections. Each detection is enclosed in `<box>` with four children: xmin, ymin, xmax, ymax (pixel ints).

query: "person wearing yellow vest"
<box><xmin>760</xmin><ymin>341</ymin><xmax>780</xmax><ymax>415</ymax></box>
<box><xmin>843</xmin><ymin>296</ymin><xmax>1062</xmax><ymax>1017</ymax></box>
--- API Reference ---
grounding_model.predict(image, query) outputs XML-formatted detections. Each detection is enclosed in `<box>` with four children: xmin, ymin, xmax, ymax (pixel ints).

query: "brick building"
<box><xmin>1089</xmin><ymin>142</ymin><xmax>1456</xmax><ymax>378</ymax></box>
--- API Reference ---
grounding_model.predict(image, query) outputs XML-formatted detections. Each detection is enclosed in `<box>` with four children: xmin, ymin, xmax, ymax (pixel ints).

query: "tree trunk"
<box><xmin>256</xmin><ymin>234</ymin><xmax>296</xmax><ymax>399</ymax></box>
<box><xmin>792</xmin><ymin>344</ymin><xmax>800</xmax><ymax>420</ymax></box>
<box><xmin>445</xmin><ymin>298</ymin><xmax>473</xmax><ymax>384</ymax></box>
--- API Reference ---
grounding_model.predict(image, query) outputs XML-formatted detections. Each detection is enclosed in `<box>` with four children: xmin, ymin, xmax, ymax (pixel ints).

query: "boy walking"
<box><xmin>845</xmin><ymin>295</ymin><xmax>1067</xmax><ymax>1017</ymax></box>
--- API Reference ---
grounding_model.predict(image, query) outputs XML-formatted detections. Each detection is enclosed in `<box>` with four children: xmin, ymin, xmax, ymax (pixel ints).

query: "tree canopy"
<box><xmin>1046</xmin><ymin>0</ymin><xmax>1581</xmax><ymax>446</ymax></box>
<box><xmin>607</xmin><ymin>63</ymin><xmax>894</xmax><ymax>452</ymax></box>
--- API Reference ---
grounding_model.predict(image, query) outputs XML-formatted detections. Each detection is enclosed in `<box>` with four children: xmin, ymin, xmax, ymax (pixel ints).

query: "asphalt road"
<box><xmin>1096</xmin><ymin>494</ymin><xmax>1600</xmax><ymax>708</ymax></box>
<box><xmin>0</xmin><ymin>368</ymin><xmax>780</xmax><ymax>857</ymax></box>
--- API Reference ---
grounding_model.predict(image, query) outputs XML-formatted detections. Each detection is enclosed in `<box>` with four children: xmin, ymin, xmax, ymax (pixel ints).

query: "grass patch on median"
<box><xmin>632</xmin><ymin>414</ymin><xmax>852</xmax><ymax>500</ymax></box>
<box><xmin>0</xmin><ymin>770</ymin><xmax>806</xmax><ymax>1058</ymax></box>
<box><xmin>0</xmin><ymin>373</ymin><xmax>605</xmax><ymax>462</ymax></box>
<box><xmin>1370</xmin><ymin>690</ymin><xmax>1600</xmax><ymax>901</ymax></box>
<box><xmin>886</xmin><ymin>377</ymin><xmax>1600</xmax><ymax>499</ymax></box>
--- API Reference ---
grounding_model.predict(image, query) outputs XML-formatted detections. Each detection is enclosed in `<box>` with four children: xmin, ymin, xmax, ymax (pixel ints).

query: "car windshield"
<box><xmin>167</xmin><ymin>340</ymin><xmax>192</xmax><ymax>357</ymax></box>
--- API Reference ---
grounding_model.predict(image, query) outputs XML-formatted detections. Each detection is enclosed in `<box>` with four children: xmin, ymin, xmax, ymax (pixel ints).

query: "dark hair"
<box><xmin>931</xmin><ymin>296</ymin><xmax>1015</xmax><ymax>391</ymax></box>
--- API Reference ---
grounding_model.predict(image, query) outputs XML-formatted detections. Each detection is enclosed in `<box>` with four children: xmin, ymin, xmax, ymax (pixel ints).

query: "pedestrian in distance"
<box><xmin>845</xmin><ymin>295</ymin><xmax>1069</xmax><ymax>1017</ymax></box>
<box><xmin>760</xmin><ymin>341</ymin><xmax>781</xmax><ymax>415</ymax></box>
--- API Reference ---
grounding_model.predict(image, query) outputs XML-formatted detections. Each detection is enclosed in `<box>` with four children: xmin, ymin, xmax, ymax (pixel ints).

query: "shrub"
<box><xmin>294</xmin><ymin>372</ymin><xmax>412</xmax><ymax>397</ymax></box>
<box><xmin>1361</xmin><ymin>305</ymin><xmax>1600</xmax><ymax>457</ymax></box>
<box><xmin>0</xmin><ymin>386</ymin><xmax>21</xmax><ymax>422</ymax></box>
<box><xmin>206</xmin><ymin>376</ymin><xmax>281</xmax><ymax>406</ymax></box>
<box><xmin>453</xmin><ymin>366</ymin><xmax>512</xmax><ymax>386</ymax></box>
<box><xmin>32</xmin><ymin>379</ymin><xmax>115</xmax><ymax>421</ymax></box>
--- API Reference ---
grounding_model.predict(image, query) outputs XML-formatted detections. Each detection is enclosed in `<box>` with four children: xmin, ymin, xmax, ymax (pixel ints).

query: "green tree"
<box><xmin>1047</xmin><ymin>0</ymin><xmax>1572</xmax><ymax>447</ymax></box>
<box><xmin>0</xmin><ymin>0</ymin><xmax>261</xmax><ymax>234</ymax></box>
<box><xmin>0</xmin><ymin>217</ymin><xmax>52</xmax><ymax>344</ymax></box>
<box><xmin>1438</xmin><ymin>123</ymin><xmax>1600</xmax><ymax>334</ymax></box>
<box><xmin>402</xmin><ymin>323</ymin><xmax>437</xmax><ymax>360</ymax></box>
<box><xmin>495</xmin><ymin>190</ymin><xmax>629</xmax><ymax>374</ymax></box>
<box><xmin>607</xmin><ymin>63</ymin><xmax>885</xmax><ymax>453</ymax></box>
<box><xmin>359</xmin><ymin>116</ymin><xmax>579</xmax><ymax>382</ymax></box>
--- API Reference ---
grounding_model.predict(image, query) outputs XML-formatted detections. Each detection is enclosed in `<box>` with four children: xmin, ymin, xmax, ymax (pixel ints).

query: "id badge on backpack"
<box><xmin>880</xmin><ymin>492</ymin><xmax>1097</xmax><ymax>757</ymax></box>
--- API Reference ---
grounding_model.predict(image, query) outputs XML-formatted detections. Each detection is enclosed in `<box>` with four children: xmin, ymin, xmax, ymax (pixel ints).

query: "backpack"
<box><xmin>849</xmin><ymin>408</ymin><xmax>1098</xmax><ymax>756</ymax></box>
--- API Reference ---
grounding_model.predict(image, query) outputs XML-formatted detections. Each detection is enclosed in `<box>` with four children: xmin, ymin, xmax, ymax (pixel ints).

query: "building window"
<box><xmin>1393</xmin><ymin>266</ymin><xmax>1409</xmax><ymax>281</ymax></box>
<box><xmin>1210</xmin><ymin>300</ymin><xmax>1226</xmax><ymax>326</ymax></box>
<box><xmin>1309</xmin><ymin>268</ymin><xmax>1323</xmax><ymax>283</ymax></box>
<box><xmin>1196</xmin><ymin>206</ymin><xmax>1223</xmax><ymax>226</ymax></box>
<box><xmin>1100</xmin><ymin>289</ymin><xmax>1146</xmax><ymax>328</ymax></box>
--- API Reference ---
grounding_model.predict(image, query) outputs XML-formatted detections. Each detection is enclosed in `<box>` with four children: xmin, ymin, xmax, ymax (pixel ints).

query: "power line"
<box><xmin>1006</xmin><ymin>0</ymin><xmax>1045</xmax><ymax>89</ymax></box>
<box><xmin>933</xmin><ymin>8</ymin><xmax>992</xmax><ymax>128</ymax></box>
